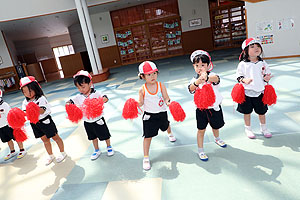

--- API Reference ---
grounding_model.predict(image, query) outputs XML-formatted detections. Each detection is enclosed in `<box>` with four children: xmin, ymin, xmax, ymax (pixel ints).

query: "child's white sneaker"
<box><xmin>168</xmin><ymin>134</ymin><xmax>176</xmax><ymax>142</ymax></box>
<box><xmin>143</xmin><ymin>158</ymin><xmax>151</xmax><ymax>170</ymax></box>
<box><xmin>17</xmin><ymin>150</ymin><xmax>27</xmax><ymax>159</ymax></box>
<box><xmin>90</xmin><ymin>150</ymin><xmax>101</xmax><ymax>160</ymax></box>
<box><xmin>45</xmin><ymin>155</ymin><xmax>55</xmax><ymax>166</ymax></box>
<box><xmin>261</xmin><ymin>129</ymin><xmax>272</xmax><ymax>138</ymax></box>
<box><xmin>4</xmin><ymin>151</ymin><xmax>17</xmax><ymax>161</ymax></box>
<box><xmin>245</xmin><ymin>128</ymin><xmax>256</xmax><ymax>139</ymax></box>
<box><xmin>107</xmin><ymin>146</ymin><xmax>114</xmax><ymax>156</ymax></box>
<box><xmin>56</xmin><ymin>152</ymin><xmax>67</xmax><ymax>163</ymax></box>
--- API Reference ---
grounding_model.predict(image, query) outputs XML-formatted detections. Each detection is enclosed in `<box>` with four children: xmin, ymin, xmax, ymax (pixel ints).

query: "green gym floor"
<box><xmin>1</xmin><ymin>48</ymin><xmax>300</xmax><ymax>200</ymax></box>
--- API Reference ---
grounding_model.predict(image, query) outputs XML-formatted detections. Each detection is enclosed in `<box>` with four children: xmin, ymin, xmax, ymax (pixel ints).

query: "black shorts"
<box><xmin>237</xmin><ymin>94</ymin><xmax>268</xmax><ymax>115</ymax></box>
<box><xmin>196</xmin><ymin>106</ymin><xmax>225</xmax><ymax>130</ymax></box>
<box><xmin>84</xmin><ymin>117</ymin><xmax>111</xmax><ymax>141</ymax></box>
<box><xmin>143</xmin><ymin>111</ymin><xmax>170</xmax><ymax>138</ymax></box>
<box><xmin>30</xmin><ymin>115</ymin><xmax>58</xmax><ymax>139</ymax></box>
<box><xmin>0</xmin><ymin>125</ymin><xmax>14</xmax><ymax>143</ymax></box>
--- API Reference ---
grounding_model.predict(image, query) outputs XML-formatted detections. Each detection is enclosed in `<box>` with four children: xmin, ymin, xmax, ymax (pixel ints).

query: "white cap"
<box><xmin>73</xmin><ymin>70</ymin><xmax>92</xmax><ymax>80</ymax></box>
<box><xmin>242</xmin><ymin>37</ymin><xmax>261</xmax><ymax>50</ymax></box>
<box><xmin>19</xmin><ymin>76</ymin><xmax>38</xmax><ymax>89</ymax></box>
<box><xmin>138</xmin><ymin>61</ymin><xmax>158</xmax><ymax>75</ymax></box>
<box><xmin>190</xmin><ymin>50</ymin><xmax>213</xmax><ymax>71</ymax></box>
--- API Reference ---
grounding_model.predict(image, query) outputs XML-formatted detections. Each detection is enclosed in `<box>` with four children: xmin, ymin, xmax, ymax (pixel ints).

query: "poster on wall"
<box><xmin>277</xmin><ymin>18</ymin><xmax>295</xmax><ymax>30</ymax></box>
<box><xmin>257</xmin><ymin>35</ymin><xmax>274</xmax><ymax>45</ymax></box>
<box><xmin>101</xmin><ymin>34</ymin><xmax>109</xmax><ymax>44</ymax></box>
<box><xmin>256</xmin><ymin>20</ymin><xmax>273</xmax><ymax>34</ymax></box>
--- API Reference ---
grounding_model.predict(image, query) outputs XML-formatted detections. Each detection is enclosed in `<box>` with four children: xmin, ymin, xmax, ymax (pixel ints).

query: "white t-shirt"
<box><xmin>22</xmin><ymin>96</ymin><xmax>51</xmax><ymax>120</ymax></box>
<box><xmin>189</xmin><ymin>72</ymin><xmax>223</xmax><ymax>111</ymax></box>
<box><xmin>142</xmin><ymin>82</ymin><xmax>167</xmax><ymax>114</ymax></box>
<box><xmin>236</xmin><ymin>60</ymin><xmax>271</xmax><ymax>97</ymax></box>
<box><xmin>0</xmin><ymin>100</ymin><xmax>11</xmax><ymax>128</ymax></box>
<box><xmin>70</xmin><ymin>89</ymin><xmax>105</xmax><ymax>122</ymax></box>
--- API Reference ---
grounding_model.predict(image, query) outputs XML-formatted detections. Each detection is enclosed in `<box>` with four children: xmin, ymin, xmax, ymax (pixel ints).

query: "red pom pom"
<box><xmin>7</xmin><ymin>108</ymin><xmax>26</xmax><ymax>129</ymax></box>
<box><xmin>26</xmin><ymin>102</ymin><xmax>40</xmax><ymax>124</ymax></box>
<box><xmin>194</xmin><ymin>84</ymin><xmax>216</xmax><ymax>110</ymax></box>
<box><xmin>262</xmin><ymin>84</ymin><xmax>277</xmax><ymax>106</ymax></box>
<box><xmin>13</xmin><ymin>128</ymin><xmax>28</xmax><ymax>142</ymax></box>
<box><xmin>122</xmin><ymin>98</ymin><xmax>139</xmax><ymax>120</ymax></box>
<box><xmin>169</xmin><ymin>101</ymin><xmax>186</xmax><ymax>122</ymax></box>
<box><xmin>231</xmin><ymin>83</ymin><xmax>245</xmax><ymax>104</ymax></box>
<box><xmin>65</xmin><ymin>104</ymin><xmax>83</xmax><ymax>123</ymax></box>
<box><xmin>82</xmin><ymin>97</ymin><xmax>104</xmax><ymax>119</ymax></box>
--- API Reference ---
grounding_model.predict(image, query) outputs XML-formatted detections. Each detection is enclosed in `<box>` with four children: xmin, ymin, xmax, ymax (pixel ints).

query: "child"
<box><xmin>138</xmin><ymin>61</ymin><xmax>176</xmax><ymax>170</ymax></box>
<box><xmin>20</xmin><ymin>76</ymin><xmax>66</xmax><ymax>165</ymax></box>
<box><xmin>188</xmin><ymin>50</ymin><xmax>226</xmax><ymax>161</ymax></box>
<box><xmin>0</xmin><ymin>90</ymin><xmax>27</xmax><ymax>161</ymax></box>
<box><xmin>67</xmin><ymin>70</ymin><xmax>114</xmax><ymax>160</ymax></box>
<box><xmin>236</xmin><ymin>38</ymin><xmax>273</xmax><ymax>139</ymax></box>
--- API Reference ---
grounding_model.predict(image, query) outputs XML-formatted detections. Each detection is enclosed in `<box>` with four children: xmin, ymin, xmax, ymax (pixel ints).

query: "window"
<box><xmin>52</xmin><ymin>45</ymin><xmax>75</xmax><ymax>78</ymax></box>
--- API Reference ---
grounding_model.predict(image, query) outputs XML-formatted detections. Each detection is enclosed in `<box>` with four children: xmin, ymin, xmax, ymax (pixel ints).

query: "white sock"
<box><xmin>215</xmin><ymin>137</ymin><xmax>220</xmax><ymax>141</ymax></box>
<box><xmin>144</xmin><ymin>156</ymin><xmax>149</xmax><ymax>160</ymax></box>
<box><xmin>260</xmin><ymin>123</ymin><xmax>267</xmax><ymax>131</ymax></box>
<box><xmin>49</xmin><ymin>154</ymin><xmax>54</xmax><ymax>158</ymax></box>
<box><xmin>198</xmin><ymin>148</ymin><xmax>204</xmax><ymax>153</ymax></box>
<box><xmin>245</xmin><ymin>125</ymin><xmax>252</xmax><ymax>131</ymax></box>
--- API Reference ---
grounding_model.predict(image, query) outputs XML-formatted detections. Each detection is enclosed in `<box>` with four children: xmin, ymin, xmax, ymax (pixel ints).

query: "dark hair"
<box><xmin>240</xmin><ymin>43</ymin><xmax>263</xmax><ymax>62</ymax></box>
<box><xmin>74</xmin><ymin>75</ymin><xmax>91</xmax><ymax>86</ymax></box>
<box><xmin>22</xmin><ymin>81</ymin><xmax>44</xmax><ymax>101</ymax></box>
<box><xmin>192</xmin><ymin>54</ymin><xmax>210</xmax><ymax>65</ymax></box>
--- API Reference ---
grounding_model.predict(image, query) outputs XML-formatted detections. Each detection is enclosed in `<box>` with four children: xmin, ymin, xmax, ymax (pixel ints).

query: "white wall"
<box><xmin>49</xmin><ymin>34</ymin><xmax>72</xmax><ymax>48</ymax></box>
<box><xmin>178</xmin><ymin>0</ymin><xmax>211</xmax><ymax>32</ymax></box>
<box><xmin>3</xmin><ymin>33</ymin><xmax>18</xmax><ymax>66</ymax></box>
<box><xmin>15</xmin><ymin>37</ymin><xmax>54</xmax><ymax>61</ymax></box>
<box><xmin>0</xmin><ymin>0</ymin><xmax>115</xmax><ymax>22</ymax></box>
<box><xmin>246</xmin><ymin>0</ymin><xmax>300</xmax><ymax>57</ymax></box>
<box><xmin>0</xmin><ymin>32</ymin><xmax>13</xmax><ymax>69</ymax></box>
<box><xmin>90</xmin><ymin>11</ymin><xmax>116</xmax><ymax>48</ymax></box>
<box><xmin>68</xmin><ymin>23</ymin><xmax>87</xmax><ymax>53</ymax></box>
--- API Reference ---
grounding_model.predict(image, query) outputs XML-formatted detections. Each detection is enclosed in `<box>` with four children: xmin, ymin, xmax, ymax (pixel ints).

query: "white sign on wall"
<box><xmin>277</xmin><ymin>18</ymin><xmax>295</xmax><ymax>30</ymax></box>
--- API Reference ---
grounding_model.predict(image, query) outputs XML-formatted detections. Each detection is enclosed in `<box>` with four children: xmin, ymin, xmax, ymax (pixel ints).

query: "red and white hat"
<box><xmin>242</xmin><ymin>37</ymin><xmax>261</xmax><ymax>50</ymax></box>
<box><xmin>19</xmin><ymin>76</ymin><xmax>39</xmax><ymax>89</ymax></box>
<box><xmin>190</xmin><ymin>50</ymin><xmax>213</xmax><ymax>71</ymax></box>
<box><xmin>138</xmin><ymin>61</ymin><xmax>158</xmax><ymax>75</ymax></box>
<box><xmin>73</xmin><ymin>70</ymin><xmax>94</xmax><ymax>87</ymax></box>
<box><xmin>73</xmin><ymin>70</ymin><xmax>92</xmax><ymax>80</ymax></box>
<box><xmin>0</xmin><ymin>90</ymin><xmax>2</xmax><ymax>98</ymax></box>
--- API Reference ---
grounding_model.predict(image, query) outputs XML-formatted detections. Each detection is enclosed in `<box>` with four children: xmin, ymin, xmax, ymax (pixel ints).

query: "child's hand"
<box><xmin>264</xmin><ymin>73</ymin><xmax>273</xmax><ymax>82</ymax></box>
<box><xmin>242</xmin><ymin>78</ymin><xmax>253</xmax><ymax>84</ymax></box>
<box><xmin>197</xmin><ymin>72</ymin><xmax>207</xmax><ymax>84</ymax></box>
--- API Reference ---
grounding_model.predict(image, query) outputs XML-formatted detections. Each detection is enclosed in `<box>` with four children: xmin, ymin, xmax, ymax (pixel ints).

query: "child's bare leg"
<box><xmin>143</xmin><ymin>137</ymin><xmax>152</xmax><ymax>157</ymax></box>
<box><xmin>244</xmin><ymin>114</ymin><xmax>251</xmax><ymax>126</ymax></box>
<box><xmin>52</xmin><ymin>134</ymin><xmax>64</xmax><ymax>152</ymax></box>
<box><xmin>41</xmin><ymin>135</ymin><xmax>53</xmax><ymax>155</ymax></box>
<box><xmin>167</xmin><ymin>125</ymin><xmax>171</xmax><ymax>134</ymax></box>
<box><xmin>258</xmin><ymin>114</ymin><xmax>266</xmax><ymax>124</ymax></box>
<box><xmin>7</xmin><ymin>140</ymin><xmax>15</xmax><ymax>151</ymax></box>
<box><xmin>92</xmin><ymin>139</ymin><xmax>99</xmax><ymax>150</ymax></box>
<box><xmin>197</xmin><ymin>129</ymin><xmax>205</xmax><ymax>148</ymax></box>
<box><xmin>105</xmin><ymin>139</ymin><xmax>111</xmax><ymax>147</ymax></box>
<box><xmin>16</xmin><ymin>141</ymin><xmax>24</xmax><ymax>150</ymax></box>
<box><xmin>212</xmin><ymin>128</ymin><xmax>219</xmax><ymax>138</ymax></box>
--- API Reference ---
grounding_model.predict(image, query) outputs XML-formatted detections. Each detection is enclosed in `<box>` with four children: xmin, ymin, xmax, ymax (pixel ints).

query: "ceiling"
<box><xmin>0</xmin><ymin>0</ymin><xmax>157</xmax><ymax>42</ymax></box>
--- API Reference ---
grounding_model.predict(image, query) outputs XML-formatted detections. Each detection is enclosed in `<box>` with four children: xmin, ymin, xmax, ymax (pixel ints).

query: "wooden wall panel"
<box><xmin>59</xmin><ymin>53</ymin><xmax>84</xmax><ymax>78</ymax></box>
<box><xmin>40</xmin><ymin>58</ymin><xmax>58</xmax><ymax>74</ymax></box>
<box><xmin>182</xmin><ymin>28</ymin><xmax>214</xmax><ymax>54</ymax></box>
<box><xmin>98</xmin><ymin>45</ymin><xmax>122</xmax><ymax>69</ymax></box>
<box><xmin>26</xmin><ymin>63</ymin><xmax>45</xmax><ymax>82</ymax></box>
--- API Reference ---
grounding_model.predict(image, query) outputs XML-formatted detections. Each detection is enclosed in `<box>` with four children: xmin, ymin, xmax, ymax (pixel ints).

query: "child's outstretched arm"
<box><xmin>138</xmin><ymin>87</ymin><xmax>144</xmax><ymax>107</ymax></box>
<box><xmin>161</xmin><ymin>83</ymin><xmax>171</xmax><ymax>106</ymax></box>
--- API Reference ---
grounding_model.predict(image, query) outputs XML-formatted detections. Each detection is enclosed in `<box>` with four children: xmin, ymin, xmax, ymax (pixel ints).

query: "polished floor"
<box><xmin>1</xmin><ymin>48</ymin><xmax>300</xmax><ymax>200</ymax></box>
